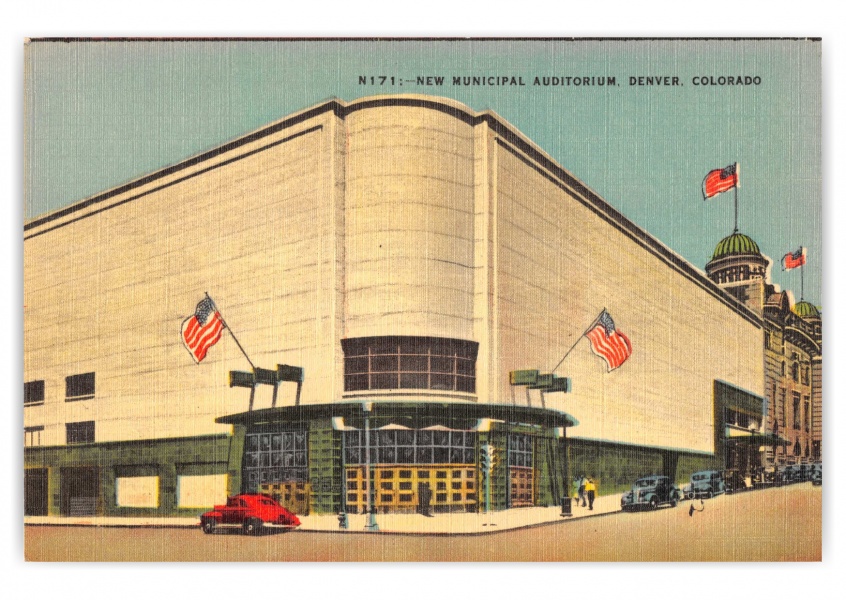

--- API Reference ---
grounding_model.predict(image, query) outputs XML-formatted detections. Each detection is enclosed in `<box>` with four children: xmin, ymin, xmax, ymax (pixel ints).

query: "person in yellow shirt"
<box><xmin>584</xmin><ymin>478</ymin><xmax>597</xmax><ymax>510</ymax></box>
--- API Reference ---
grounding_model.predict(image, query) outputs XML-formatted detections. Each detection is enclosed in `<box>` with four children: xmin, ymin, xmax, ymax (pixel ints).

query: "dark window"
<box><xmin>508</xmin><ymin>434</ymin><xmax>533</xmax><ymax>467</ymax></box>
<box><xmin>66</xmin><ymin>421</ymin><xmax>95</xmax><ymax>444</ymax></box>
<box><xmin>436</xmin><ymin>493</ymin><xmax>447</xmax><ymax>502</ymax></box>
<box><xmin>399</xmin><ymin>493</ymin><xmax>413</xmax><ymax>502</ymax></box>
<box><xmin>452</xmin><ymin>493</ymin><xmax>462</xmax><ymax>501</ymax></box>
<box><xmin>791</xmin><ymin>363</ymin><xmax>799</xmax><ymax>383</ymax></box>
<box><xmin>399</xmin><ymin>482</ymin><xmax>412</xmax><ymax>490</ymax></box>
<box><xmin>399</xmin><ymin>470</ymin><xmax>412</xmax><ymax>479</ymax></box>
<box><xmin>24</xmin><ymin>380</ymin><xmax>45</xmax><ymax>405</ymax></box>
<box><xmin>24</xmin><ymin>425</ymin><xmax>44</xmax><ymax>447</ymax></box>
<box><xmin>793</xmin><ymin>393</ymin><xmax>801</xmax><ymax>430</ymax></box>
<box><xmin>341</xmin><ymin>336</ymin><xmax>478</xmax><ymax>393</ymax></box>
<box><xmin>66</xmin><ymin>373</ymin><xmax>95</xmax><ymax>401</ymax></box>
<box><xmin>804</xmin><ymin>399</ymin><xmax>810</xmax><ymax>432</ymax></box>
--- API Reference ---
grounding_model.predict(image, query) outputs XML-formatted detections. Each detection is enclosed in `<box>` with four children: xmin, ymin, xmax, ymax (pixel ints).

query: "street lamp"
<box><xmin>363</xmin><ymin>402</ymin><xmax>379</xmax><ymax>532</ymax></box>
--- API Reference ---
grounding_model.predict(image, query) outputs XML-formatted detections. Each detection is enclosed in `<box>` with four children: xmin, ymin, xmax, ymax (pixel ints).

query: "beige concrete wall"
<box><xmin>24</xmin><ymin>112</ymin><xmax>342</xmax><ymax>443</ymax></box>
<box><xmin>24</xmin><ymin>95</ymin><xmax>767</xmax><ymax>456</ymax></box>
<box><xmin>491</xmin><ymin>141</ymin><xmax>764</xmax><ymax>454</ymax></box>
<box><xmin>343</xmin><ymin>106</ymin><xmax>476</xmax><ymax>341</ymax></box>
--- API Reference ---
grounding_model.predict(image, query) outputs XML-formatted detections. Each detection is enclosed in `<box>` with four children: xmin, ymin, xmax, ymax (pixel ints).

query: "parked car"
<box><xmin>200</xmin><ymin>493</ymin><xmax>301</xmax><ymax>534</ymax></box>
<box><xmin>683</xmin><ymin>470</ymin><xmax>725</xmax><ymax>499</ymax></box>
<box><xmin>621</xmin><ymin>476</ymin><xmax>681</xmax><ymax>511</ymax></box>
<box><xmin>809</xmin><ymin>463</ymin><xmax>822</xmax><ymax>486</ymax></box>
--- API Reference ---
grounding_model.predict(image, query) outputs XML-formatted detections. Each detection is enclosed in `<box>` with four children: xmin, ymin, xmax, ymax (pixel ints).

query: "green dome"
<box><xmin>792</xmin><ymin>301</ymin><xmax>820</xmax><ymax>318</ymax></box>
<box><xmin>712</xmin><ymin>233</ymin><xmax>761</xmax><ymax>260</ymax></box>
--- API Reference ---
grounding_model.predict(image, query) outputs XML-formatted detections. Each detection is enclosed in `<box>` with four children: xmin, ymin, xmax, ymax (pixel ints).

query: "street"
<box><xmin>25</xmin><ymin>483</ymin><xmax>820</xmax><ymax>562</ymax></box>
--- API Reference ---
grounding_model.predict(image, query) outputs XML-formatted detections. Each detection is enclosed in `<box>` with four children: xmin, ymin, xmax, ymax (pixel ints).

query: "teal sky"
<box><xmin>24</xmin><ymin>39</ymin><xmax>822</xmax><ymax>306</ymax></box>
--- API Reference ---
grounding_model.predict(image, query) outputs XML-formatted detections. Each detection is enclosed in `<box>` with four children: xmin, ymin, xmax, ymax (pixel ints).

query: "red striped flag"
<box><xmin>181</xmin><ymin>297</ymin><xmax>224</xmax><ymax>363</ymax></box>
<box><xmin>702</xmin><ymin>163</ymin><xmax>739</xmax><ymax>199</ymax></box>
<box><xmin>585</xmin><ymin>310</ymin><xmax>632</xmax><ymax>371</ymax></box>
<box><xmin>781</xmin><ymin>247</ymin><xmax>806</xmax><ymax>271</ymax></box>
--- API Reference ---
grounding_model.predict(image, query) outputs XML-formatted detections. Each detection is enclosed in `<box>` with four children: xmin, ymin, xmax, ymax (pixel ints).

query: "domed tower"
<box><xmin>705</xmin><ymin>232</ymin><xmax>770</xmax><ymax>315</ymax></box>
<box><xmin>792</xmin><ymin>300</ymin><xmax>822</xmax><ymax>345</ymax></box>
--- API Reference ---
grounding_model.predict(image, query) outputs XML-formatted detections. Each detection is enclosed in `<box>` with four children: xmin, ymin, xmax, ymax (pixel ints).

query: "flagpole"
<box><xmin>801</xmin><ymin>264</ymin><xmax>804</xmax><ymax>301</ymax></box>
<box><xmin>206</xmin><ymin>292</ymin><xmax>255</xmax><ymax>369</ymax></box>
<box><xmin>733</xmin><ymin>163</ymin><xmax>738</xmax><ymax>233</ymax></box>
<box><xmin>552</xmin><ymin>309</ymin><xmax>605</xmax><ymax>373</ymax></box>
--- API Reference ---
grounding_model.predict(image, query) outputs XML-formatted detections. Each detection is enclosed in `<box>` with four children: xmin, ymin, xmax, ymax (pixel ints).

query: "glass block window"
<box><xmin>341</xmin><ymin>336</ymin><xmax>479</xmax><ymax>393</ymax></box>
<box><xmin>243</xmin><ymin>430</ymin><xmax>308</xmax><ymax>488</ymax></box>
<box><xmin>508</xmin><ymin>434</ymin><xmax>533</xmax><ymax>468</ymax></box>
<box><xmin>343</xmin><ymin>429</ymin><xmax>476</xmax><ymax>465</ymax></box>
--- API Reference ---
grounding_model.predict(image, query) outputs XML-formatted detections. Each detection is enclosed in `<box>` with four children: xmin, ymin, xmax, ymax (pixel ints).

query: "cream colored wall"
<box><xmin>343</xmin><ymin>106</ymin><xmax>476</xmax><ymax>342</ymax></box>
<box><xmin>24</xmin><ymin>96</ymin><xmax>766</xmax><ymax>455</ymax></box>
<box><xmin>24</xmin><ymin>112</ymin><xmax>342</xmax><ymax>444</ymax></box>
<box><xmin>491</xmin><ymin>142</ymin><xmax>764</xmax><ymax>454</ymax></box>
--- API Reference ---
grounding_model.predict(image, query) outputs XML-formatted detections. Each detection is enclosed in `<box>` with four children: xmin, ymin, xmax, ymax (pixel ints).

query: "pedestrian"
<box><xmin>585</xmin><ymin>477</ymin><xmax>596</xmax><ymax>510</ymax></box>
<box><xmin>577</xmin><ymin>474</ymin><xmax>587</xmax><ymax>507</ymax></box>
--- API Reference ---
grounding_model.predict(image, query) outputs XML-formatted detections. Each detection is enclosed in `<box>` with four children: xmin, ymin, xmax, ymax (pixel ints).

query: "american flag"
<box><xmin>181</xmin><ymin>297</ymin><xmax>224</xmax><ymax>363</ymax></box>
<box><xmin>702</xmin><ymin>163</ymin><xmax>739</xmax><ymax>199</ymax></box>
<box><xmin>585</xmin><ymin>310</ymin><xmax>632</xmax><ymax>371</ymax></box>
<box><xmin>781</xmin><ymin>247</ymin><xmax>807</xmax><ymax>271</ymax></box>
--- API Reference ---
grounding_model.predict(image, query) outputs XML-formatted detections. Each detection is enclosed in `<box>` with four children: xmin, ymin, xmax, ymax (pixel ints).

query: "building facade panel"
<box><xmin>343</xmin><ymin>106</ymin><xmax>476</xmax><ymax>343</ymax></box>
<box><xmin>492</xmin><ymin>140</ymin><xmax>764</xmax><ymax>454</ymax></box>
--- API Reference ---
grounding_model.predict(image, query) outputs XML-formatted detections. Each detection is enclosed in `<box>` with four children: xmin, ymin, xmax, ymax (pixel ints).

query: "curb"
<box><xmin>24</xmin><ymin>509</ymin><xmax>624</xmax><ymax>536</ymax></box>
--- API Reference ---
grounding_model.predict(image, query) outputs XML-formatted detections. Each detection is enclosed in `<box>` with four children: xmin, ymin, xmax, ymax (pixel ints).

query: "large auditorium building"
<box><xmin>24</xmin><ymin>95</ymin><xmax>817</xmax><ymax>519</ymax></box>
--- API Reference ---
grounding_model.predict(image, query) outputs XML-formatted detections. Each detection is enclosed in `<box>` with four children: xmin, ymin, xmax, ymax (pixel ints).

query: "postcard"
<box><xmin>23</xmin><ymin>37</ymin><xmax>821</xmax><ymax>562</ymax></box>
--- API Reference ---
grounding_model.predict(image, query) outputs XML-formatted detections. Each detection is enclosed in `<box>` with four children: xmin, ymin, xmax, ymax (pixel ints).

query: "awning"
<box><xmin>217</xmin><ymin>401</ymin><xmax>579</xmax><ymax>429</ymax></box>
<box><xmin>725</xmin><ymin>432</ymin><xmax>790</xmax><ymax>446</ymax></box>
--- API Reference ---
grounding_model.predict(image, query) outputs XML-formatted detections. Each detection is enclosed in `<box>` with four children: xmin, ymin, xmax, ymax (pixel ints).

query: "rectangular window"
<box><xmin>24</xmin><ymin>380</ymin><xmax>45</xmax><ymax>406</ymax></box>
<box><xmin>24</xmin><ymin>426</ymin><xmax>44</xmax><ymax>447</ymax></box>
<box><xmin>116</xmin><ymin>476</ymin><xmax>160</xmax><ymax>508</ymax></box>
<box><xmin>792</xmin><ymin>393</ymin><xmax>801</xmax><ymax>430</ymax></box>
<box><xmin>177</xmin><ymin>474</ymin><xmax>227</xmax><ymax>508</ymax></box>
<box><xmin>804</xmin><ymin>398</ymin><xmax>810</xmax><ymax>432</ymax></box>
<box><xmin>66</xmin><ymin>421</ymin><xmax>95</xmax><ymax>444</ymax></box>
<box><xmin>66</xmin><ymin>373</ymin><xmax>95</xmax><ymax>401</ymax></box>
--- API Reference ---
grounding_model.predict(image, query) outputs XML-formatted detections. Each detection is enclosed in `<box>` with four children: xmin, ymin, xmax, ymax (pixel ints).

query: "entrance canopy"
<box><xmin>217</xmin><ymin>401</ymin><xmax>578</xmax><ymax>430</ymax></box>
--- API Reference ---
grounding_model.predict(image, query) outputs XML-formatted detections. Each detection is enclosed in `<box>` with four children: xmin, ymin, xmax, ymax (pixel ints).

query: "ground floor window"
<box><xmin>343</xmin><ymin>429</ymin><xmax>475</xmax><ymax>465</ymax></box>
<box><xmin>508</xmin><ymin>434</ymin><xmax>535</xmax><ymax>507</ymax></box>
<box><xmin>176</xmin><ymin>473</ymin><xmax>228</xmax><ymax>508</ymax></box>
<box><xmin>115</xmin><ymin>476</ymin><xmax>160</xmax><ymax>508</ymax></box>
<box><xmin>345</xmin><ymin>465</ymin><xmax>476</xmax><ymax>514</ymax></box>
<box><xmin>243</xmin><ymin>430</ymin><xmax>308</xmax><ymax>489</ymax></box>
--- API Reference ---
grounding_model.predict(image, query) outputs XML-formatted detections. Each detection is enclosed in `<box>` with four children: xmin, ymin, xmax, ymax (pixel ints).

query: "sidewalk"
<box><xmin>24</xmin><ymin>493</ymin><xmax>623</xmax><ymax>535</ymax></box>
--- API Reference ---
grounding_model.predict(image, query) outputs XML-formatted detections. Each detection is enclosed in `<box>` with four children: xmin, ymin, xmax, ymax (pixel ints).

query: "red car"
<box><xmin>200</xmin><ymin>494</ymin><xmax>301</xmax><ymax>534</ymax></box>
